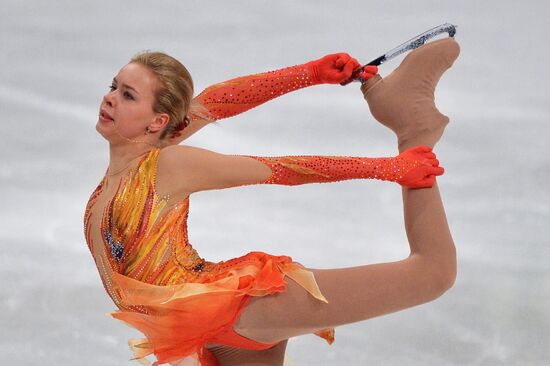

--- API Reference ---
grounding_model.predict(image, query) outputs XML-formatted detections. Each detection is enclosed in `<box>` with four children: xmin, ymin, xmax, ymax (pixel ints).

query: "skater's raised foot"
<box><xmin>361</xmin><ymin>37</ymin><xmax>460</xmax><ymax>148</ymax></box>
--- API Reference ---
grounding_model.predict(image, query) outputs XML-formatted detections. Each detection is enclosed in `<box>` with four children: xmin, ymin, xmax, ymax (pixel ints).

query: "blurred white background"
<box><xmin>1</xmin><ymin>0</ymin><xmax>548</xmax><ymax>365</ymax></box>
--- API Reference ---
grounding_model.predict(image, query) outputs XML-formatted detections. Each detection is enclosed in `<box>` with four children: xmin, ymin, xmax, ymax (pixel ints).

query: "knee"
<box><xmin>432</xmin><ymin>264</ymin><xmax>456</xmax><ymax>297</ymax></box>
<box><xmin>411</xmin><ymin>248</ymin><xmax>457</xmax><ymax>301</ymax></box>
<box><xmin>427</xmin><ymin>251</ymin><xmax>457</xmax><ymax>299</ymax></box>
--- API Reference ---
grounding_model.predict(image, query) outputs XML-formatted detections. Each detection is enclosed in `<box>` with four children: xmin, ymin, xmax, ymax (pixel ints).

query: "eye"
<box><xmin>109</xmin><ymin>83</ymin><xmax>116</xmax><ymax>91</ymax></box>
<box><xmin>123</xmin><ymin>91</ymin><xmax>134</xmax><ymax>100</ymax></box>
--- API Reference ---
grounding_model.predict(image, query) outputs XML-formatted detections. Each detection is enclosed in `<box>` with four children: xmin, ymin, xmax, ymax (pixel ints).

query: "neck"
<box><xmin>107</xmin><ymin>143</ymin><xmax>158</xmax><ymax>176</ymax></box>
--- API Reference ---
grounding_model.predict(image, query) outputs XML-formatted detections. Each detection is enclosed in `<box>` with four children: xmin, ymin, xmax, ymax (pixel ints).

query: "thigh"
<box><xmin>233</xmin><ymin>258</ymin><xmax>443</xmax><ymax>344</ymax></box>
<box><xmin>205</xmin><ymin>339</ymin><xmax>288</xmax><ymax>366</ymax></box>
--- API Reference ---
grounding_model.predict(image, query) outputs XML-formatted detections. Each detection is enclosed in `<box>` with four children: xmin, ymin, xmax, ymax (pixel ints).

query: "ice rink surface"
<box><xmin>1</xmin><ymin>0</ymin><xmax>549</xmax><ymax>365</ymax></box>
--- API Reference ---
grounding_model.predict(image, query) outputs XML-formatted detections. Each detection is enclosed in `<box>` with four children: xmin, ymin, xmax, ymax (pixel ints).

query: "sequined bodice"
<box><xmin>83</xmin><ymin>148</ymin><xmax>212</xmax><ymax>311</ymax></box>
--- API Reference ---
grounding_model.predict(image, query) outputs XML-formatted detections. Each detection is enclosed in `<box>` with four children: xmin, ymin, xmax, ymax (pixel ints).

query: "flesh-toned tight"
<box><xmin>207</xmin><ymin>38</ymin><xmax>460</xmax><ymax>365</ymax></box>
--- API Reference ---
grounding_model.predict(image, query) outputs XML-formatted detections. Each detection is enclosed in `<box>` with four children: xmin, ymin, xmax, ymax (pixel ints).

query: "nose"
<box><xmin>103</xmin><ymin>90</ymin><xmax>115</xmax><ymax>107</ymax></box>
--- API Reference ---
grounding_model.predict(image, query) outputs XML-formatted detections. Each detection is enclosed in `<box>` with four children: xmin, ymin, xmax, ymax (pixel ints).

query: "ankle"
<box><xmin>398</xmin><ymin>114</ymin><xmax>448</xmax><ymax>152</ymax></box>
<box><xmin>398</xmin><ymin>128</ymin><xmax>443</xmax><ymax>153</ymax></box>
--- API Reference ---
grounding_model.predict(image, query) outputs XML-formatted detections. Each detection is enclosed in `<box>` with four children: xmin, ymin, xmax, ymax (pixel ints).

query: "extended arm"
<box><xmin>168</xmin><ymin>54</ymin><xmax>378</xmax><ymax>143</ymax></box>
<box><xmin>241</xmin><ymin>153</ymin><xmax>436</xmax><ymax>187</ymax></box>
<box><xmin>159</xmin><ymin>145</ymin><xmax>442</xmax><ymax>194</ymax></box>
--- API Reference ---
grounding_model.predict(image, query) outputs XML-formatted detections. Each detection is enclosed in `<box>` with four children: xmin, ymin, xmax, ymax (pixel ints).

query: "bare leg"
<box><xmin>206</xmin><ymin>340</ymin><xmax>288</xmax><ymax>366</ymax></box>
<box><xmin>227</xmin><ymin>39</ymin><xmax>458</xmax><ymax>347</ymax></box>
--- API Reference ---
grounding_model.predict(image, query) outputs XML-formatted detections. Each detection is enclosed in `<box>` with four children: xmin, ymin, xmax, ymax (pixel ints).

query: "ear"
<box><xmin>149</xmin><ymin>113</ymin><xmax>170</xmax><ymax>133</ymax></box>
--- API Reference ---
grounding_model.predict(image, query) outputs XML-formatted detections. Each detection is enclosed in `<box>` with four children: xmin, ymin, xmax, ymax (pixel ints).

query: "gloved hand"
<box><xmin>395</xmin><ymin>145</ymin><xmax>444</xmax><ymax>188</ymax></box>
<box><xmin>307</xmin><ymin>53</ymin><xmax>367</xmax><ymax>84</ymax></box>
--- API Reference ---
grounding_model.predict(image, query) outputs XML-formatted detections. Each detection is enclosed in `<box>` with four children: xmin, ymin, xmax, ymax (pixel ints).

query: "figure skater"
<box><xmin>85</xmin><ymin>37</ymin><xmax>459</xmax><ymax>366</ymax></box>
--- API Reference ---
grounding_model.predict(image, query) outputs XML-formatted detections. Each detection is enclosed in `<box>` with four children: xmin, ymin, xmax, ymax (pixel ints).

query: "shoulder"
<box><xmin>156</xmin><ymin>144</ymin><xmax>236</xmax><ymax>194</ymax></box>
<box><xmin>157</xmin><ymin>144</ymin><xmax>225</xmax><ymax>177</ymax></box>
<box><xmin>155</xmin><ymin>145</ymin><xmax>211</xmax><ymax>196</ymax></box>
<box><xmin>159</xmin><ymin>144</ymin><xmax>213</xmax><ymax>167</ymax></box>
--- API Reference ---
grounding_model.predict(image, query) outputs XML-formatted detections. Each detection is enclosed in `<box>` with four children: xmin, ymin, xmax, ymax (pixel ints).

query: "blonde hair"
<box><xmin>130</xmin><ymin>51</ymin><xmax>194</xmax><ymax>140</ymax></box>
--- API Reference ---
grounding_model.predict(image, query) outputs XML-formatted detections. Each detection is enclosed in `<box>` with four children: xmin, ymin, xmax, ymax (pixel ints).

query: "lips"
<box><xmin>100</xmin><ymin>108</ymin><xmax>114</xmax><ymax>122</ymax></box>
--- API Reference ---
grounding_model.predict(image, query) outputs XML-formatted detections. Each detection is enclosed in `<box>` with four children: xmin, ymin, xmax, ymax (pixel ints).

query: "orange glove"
<box><xmin>190</xmin><ymin>53</ymin><xmax>376</xmax><ymax>122</ymax></box>
<box><xmin>306</xmin><ymin>53</ymin><xmax>362</xmax><ymax>84</ymax></box>
<box><xmin>244</xmin><ymin>145</ymin><xmax>443</xmax><ymax>189</ymax></box>
<box><xmin>394</xmin><ymin>145</ymin><xmax>443</xmax><ymax>188</ymax></box>
<box><xmin>307</xmin><ymin>53</ymin><xmax>378</xmax><ymax>84</ymax></box>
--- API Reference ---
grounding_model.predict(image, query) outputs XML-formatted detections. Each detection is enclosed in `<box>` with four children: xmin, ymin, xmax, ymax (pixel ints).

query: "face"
<box><xmin>96</xmin><ymin>62</ymin><xmax>167</xmax><ymax>144</ymax></box>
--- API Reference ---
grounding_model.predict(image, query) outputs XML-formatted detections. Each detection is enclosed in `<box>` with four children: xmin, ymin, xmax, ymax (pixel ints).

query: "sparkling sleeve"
<box><xmin>241</xmin><ymin>155</ymin><xmax>424</xmax><ymax>186</ymax></box>
<box><xmin>190</xmin><ymin>63</ymin><xmax>320</xmax><ymax>122</ymax></box>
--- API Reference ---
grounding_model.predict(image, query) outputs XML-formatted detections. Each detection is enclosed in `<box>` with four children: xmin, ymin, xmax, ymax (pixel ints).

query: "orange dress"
<box><xmin>83</xmin><ymin>148</ymin><xmax>334</xmax><ymax>366</ymax></box>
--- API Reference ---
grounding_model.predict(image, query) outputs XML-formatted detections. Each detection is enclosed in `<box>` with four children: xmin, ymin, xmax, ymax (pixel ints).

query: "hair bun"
<box><xmin>170</xmin><ymin>116</ymin><xmax>190</xmax><ymax>138</ymax></box>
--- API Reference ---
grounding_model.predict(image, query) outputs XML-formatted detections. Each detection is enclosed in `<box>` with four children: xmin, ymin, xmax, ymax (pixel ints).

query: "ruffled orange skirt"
<box><xmin>109</xmin><ymin>251</ymin><xmax>334</xmax><ymax>366</ymax></box>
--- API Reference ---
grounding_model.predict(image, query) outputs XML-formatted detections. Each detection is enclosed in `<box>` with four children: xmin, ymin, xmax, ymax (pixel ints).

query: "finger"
<box><xmin>416</xmin><ymin>175</ymin><xmax>434</xmax><ymax>188</ymax></box>
<box><xmin>422</xmin><ymin>159</ymin><xmax>439</xmax><ymax>166</ymax></box>
<box><xmin>360</xmin><ymin>71</ymin><xmax>376</xmax><ymax>80</ymax></box>
<box><xmin>423</xmin><ymin>157</ymin><xmax>439</xmax><ymax>166</ymax></box>
<box><xmin>341</xmin><ymin>60</ymin><xmax>357</xmax><ymax>77</ymax></box>
<box><xmin>339</xmin><ymin>53</ymin><xmax>351</xmax><ymax>63</ymax></box>
<box><xmin>426</xmin><ymin>158</ymin><xmax>439</xmax><ymax>167</ymax></box>
<box><xmin>430</xmin><ymin>166</ymin><xmax>445</xmax><ymax>176</ymax></box>
<box><xmin>349</xmin><ymin>58</ymin><xmax>361</xmax><ymax>70</ymax></box>
<box><xmin>363</xmin><ymin>65</ymin><xmax>378</xmax><ymax>74</ymax></box>
<box><xmin>365</xmin><ymin>73</ymin><xmax>376</xmax><ymax>80</ymax></box>
<box><xmin>425</xmin><ymin>175</ymin><xmax>436</xmax><ymax>187</ymax></box>
<box><xmin>335</xmin><ymin>53</ymin><xmax>350</xmax><ymax>68</ymax></box>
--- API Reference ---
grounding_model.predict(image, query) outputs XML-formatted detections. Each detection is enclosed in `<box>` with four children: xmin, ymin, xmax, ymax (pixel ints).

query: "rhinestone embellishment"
<box><xmin>104</xmin><ymin>229</ymin><xmax>124</xmax><ymax>262</ymax></box>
